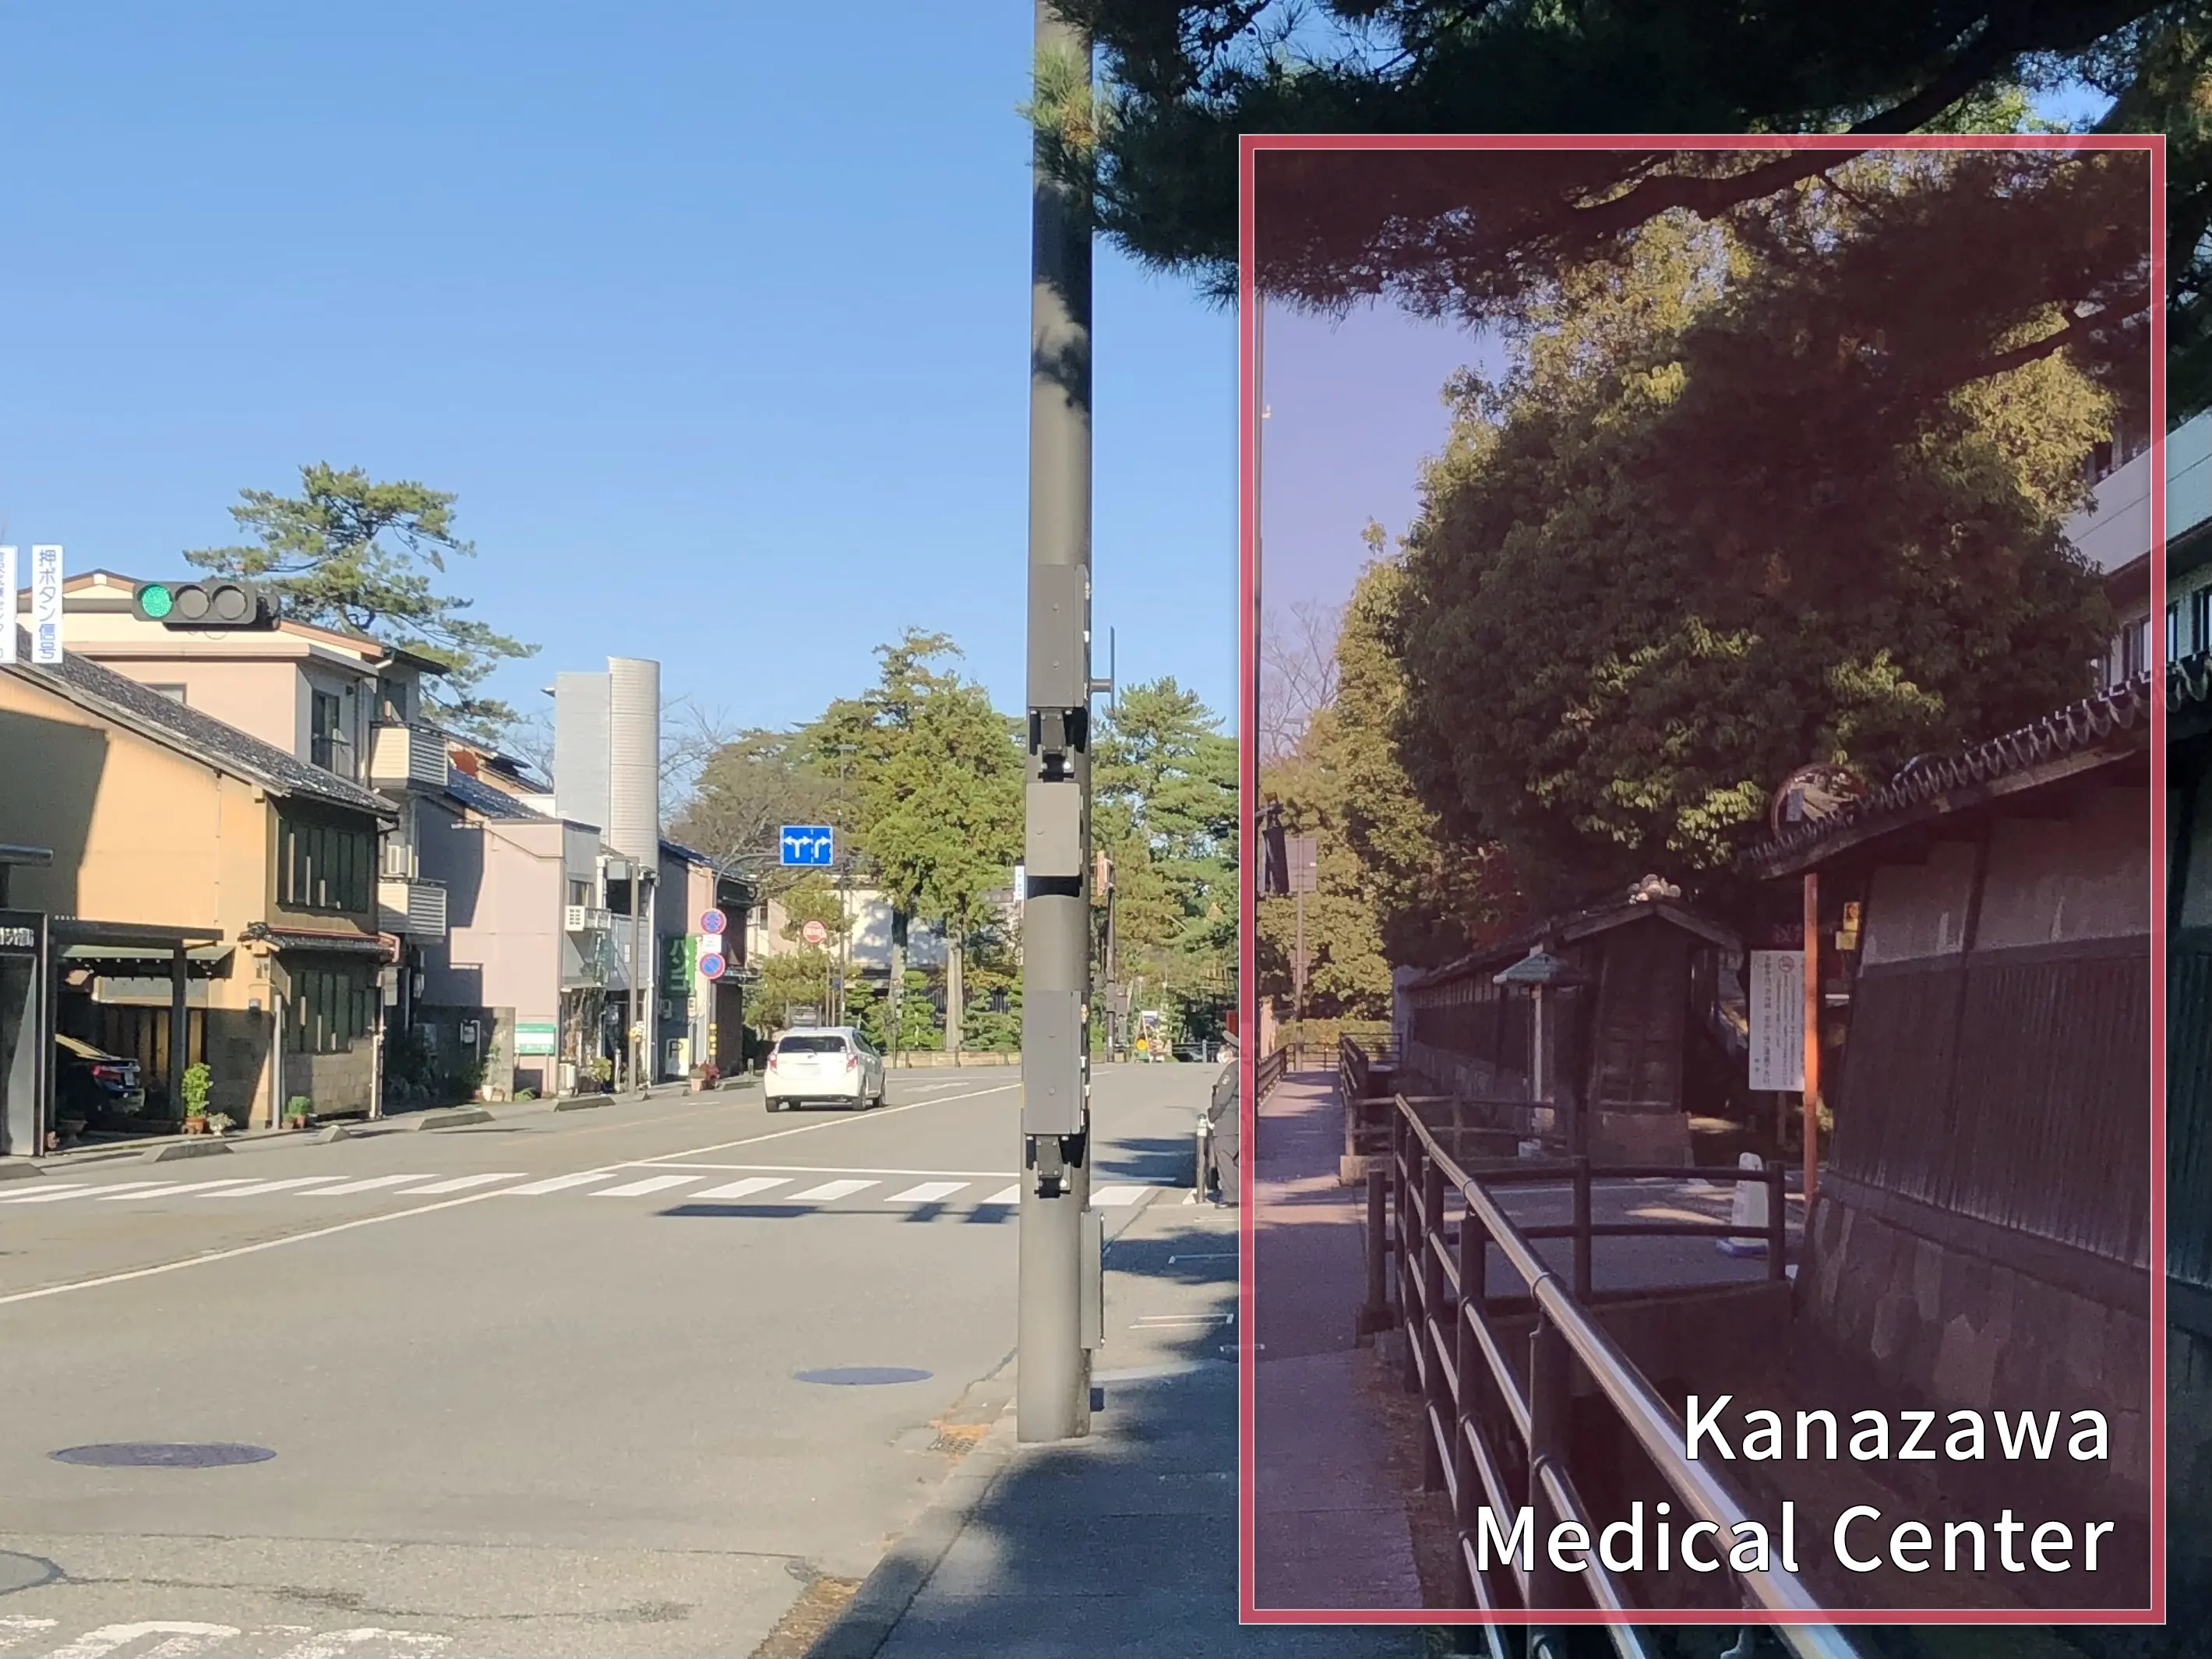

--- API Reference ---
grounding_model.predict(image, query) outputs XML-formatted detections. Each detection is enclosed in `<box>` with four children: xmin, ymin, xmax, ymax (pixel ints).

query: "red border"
<box><xmin>1238</xmin><ymin>132</ymin><xmax>2169</xmax><ymax>1628</ymax></box>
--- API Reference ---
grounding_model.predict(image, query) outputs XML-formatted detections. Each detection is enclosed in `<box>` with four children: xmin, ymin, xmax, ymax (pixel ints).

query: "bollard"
<box><xmin>1188</xmin><ymin>1115</ymin><xmax>1211</xmax><ymax>1204</ymax></box>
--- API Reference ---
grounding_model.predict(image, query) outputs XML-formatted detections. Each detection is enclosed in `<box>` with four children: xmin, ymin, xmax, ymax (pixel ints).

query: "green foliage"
<box><xmin>670</xmin><ymin>729</ymin><xmax>841</xmax><ymax>898</ymax></box>
<box><xmin>799</xmin><ymin>632</ymin><xmax>1022</xmax><ymax>942</ymax></box>
<box><xmin>188</xmin><ymin>464</ymin><xmax>538</xmax><ymax>739</ymax></box>
<box><xmin>757</xmin><ymin>945</ymin><xmax>836</xmax><ymax>1031</ymax></box>
<box><xmin>852</xmin><ymin>971</ymin><xmax>945</xmax><ymax>1052</ymax></box>
<box><xmin>1095</xmin><ymin>678</ymin><xmax>1238</xmax><ymax>1006</ymax></box>
<box><xmin>179</xmin><ymin>1062</ymin><xmax>212</xmax><ymax>1118</ymax></box>
<box><xmin>1061</xmin><ymin>1</ymin><xmax>2202</xmax><ymax>414</ymax></box>
<box><xmin>1387</xmin><ymin>192</ymin><xmax>2115</xmax><ymax>907</ymax></box>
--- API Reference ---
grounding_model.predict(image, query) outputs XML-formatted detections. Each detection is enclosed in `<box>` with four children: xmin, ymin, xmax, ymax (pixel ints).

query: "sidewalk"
<box><xmin>1254</xmin><ymin>1072</ymin><xmax>1427</xmax><ymax>1613</ymax></box>
<box><xmin>807</xmin><ymin>1186</ymin><xmax>1430</xmax><ymax>1659</ymax></box>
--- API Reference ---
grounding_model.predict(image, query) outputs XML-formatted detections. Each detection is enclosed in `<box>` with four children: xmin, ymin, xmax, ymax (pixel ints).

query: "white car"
<box><xmin>764</xmin><ymin>1027</ymin><xmax>887</xmax><ymax>1112</ymax></box>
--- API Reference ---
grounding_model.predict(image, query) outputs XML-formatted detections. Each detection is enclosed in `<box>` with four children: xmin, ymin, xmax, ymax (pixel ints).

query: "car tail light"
<box><xmin>845</xmin><ymin>1052</ymin><xmax>857</xmax><ymax>1071</ymax></box>
<box><xmin>91</xmin><ymin>1064</ymin><xmax>130</xmax><ymax>1085</ymax></box>
<box><xmin>767</xmin><ymin>1053</ymin><xmax>778</xmax><ymax>1071</ymax></box>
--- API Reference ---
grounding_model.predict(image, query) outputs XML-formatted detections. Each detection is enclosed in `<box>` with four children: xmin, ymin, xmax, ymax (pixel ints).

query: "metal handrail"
<box><xmin>1256</xmin><ymin>1045</ymin><xmax>1288</xmax><ymax>1101</ymax></box>
<box><xmin>1376</xmin><ymin>1095</ymin><xmax>1862</xmax><ymax>1658</ymax></box>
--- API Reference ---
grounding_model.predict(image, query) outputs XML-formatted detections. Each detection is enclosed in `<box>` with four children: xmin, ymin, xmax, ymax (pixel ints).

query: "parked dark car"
<box><xmin>1205</xmin><ymin>1046</ymin><xmax>1240</xmax><ymax>1205</ymax></box>
<box><xmin>55</xmin><ymin>1033</ymin><xmax>146</xmax><ymax>1121</ymax></box>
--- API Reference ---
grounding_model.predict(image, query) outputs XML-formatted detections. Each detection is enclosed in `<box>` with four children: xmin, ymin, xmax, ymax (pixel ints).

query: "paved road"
<box><xmin>0</xmin><ymin>1066</ymin><xmax>1206</xmax><ymax>1657</ymax></box>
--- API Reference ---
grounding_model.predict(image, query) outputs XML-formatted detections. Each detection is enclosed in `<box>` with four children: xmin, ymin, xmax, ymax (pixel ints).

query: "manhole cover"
<box><xmin>794</xmin><ymin>1367</ymin><xmax>933</xmax><ymax>1386</ymax></box>
<box><xmin>51</xmin><ymin>1442</ymin><xmax>274</xmax><ymax>1468</ymax></box>
<box><xmin>0</xmin><ymin>1552</ymin><xmax>58</xmax><ymax>1594</ymax></box>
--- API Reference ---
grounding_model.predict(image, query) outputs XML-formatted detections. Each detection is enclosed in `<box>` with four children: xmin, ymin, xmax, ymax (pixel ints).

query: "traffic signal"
<box><xmin>133</xmin><ymin>578</ymin><xmax>276</xmax><ymax>629</ymax></box>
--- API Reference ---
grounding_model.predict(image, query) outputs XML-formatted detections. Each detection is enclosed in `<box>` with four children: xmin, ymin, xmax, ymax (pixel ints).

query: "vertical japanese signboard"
<box><xmin>30</xmin><ymin>545</ymin><xmax>63</xmax><ymax>665</ymax></box>
<box><xmin>1747</xmin><ymin>949</ymin><xmax>1804</xmax><ymax>1092</ymax></box>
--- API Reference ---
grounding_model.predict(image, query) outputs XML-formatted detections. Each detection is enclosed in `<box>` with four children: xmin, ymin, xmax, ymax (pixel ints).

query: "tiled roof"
<box><xmin>7</xmin><ymin>627</ymin><xmax>392</xmax><ymax>819</ymax></box>
<box><xmin>1402</xmin><ymin>891</ymin><xmax>1741</xmax><ymax>993</ymax></box>
<box><xmin>444</xmin><ymin>768</ymin><xmax>552</xmax><ymax>822</ymax></box>
<box><xmin>1740</xmin><ymin>666</ymin><xmax>2164</xmax><ymax>878</ymax></box>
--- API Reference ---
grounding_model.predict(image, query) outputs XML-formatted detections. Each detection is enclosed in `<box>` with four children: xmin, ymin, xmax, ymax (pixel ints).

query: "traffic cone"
<box><xmin>1717</xmin><ymin>1152</ymin><xmax>1768</xmax><ymax>1257</ymax></box>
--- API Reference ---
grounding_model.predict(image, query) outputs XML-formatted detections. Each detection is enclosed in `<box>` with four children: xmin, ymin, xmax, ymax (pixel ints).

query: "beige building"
<box><xmin>1</xmin><ymin>630</ymin><xmax>394</xmax><ymax>1142</ymax></box>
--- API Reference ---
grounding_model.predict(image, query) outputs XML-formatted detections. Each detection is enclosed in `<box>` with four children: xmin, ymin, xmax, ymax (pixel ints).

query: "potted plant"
<box><xmin>179</xmin><ymin>1061</ymin><xmax>213</xmax><ymax>1135</ymax></box>
<box><xmin>587</xmin><ymin>1055</ymin><xmax>614</xmax><ymax>1094</ymax></box>
<box><xmin>284</xmin><ymin>1096</ymin><xmax>313</xmax><ymax>1131</ymax></box>
<box><xmin>206</xmin><ymin>1112</ymin><xmax>237</xmax><ymax>1137</ymax></box>
<box><xmin>687</xmin><ymin>1061</ymin><xmax>719</xmax><ymax>1094</ymax></box>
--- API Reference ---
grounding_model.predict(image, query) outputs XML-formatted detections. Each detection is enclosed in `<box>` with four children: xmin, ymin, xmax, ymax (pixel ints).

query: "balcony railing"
<box><xmin>369</xmin><ymin>722</ymin><xmax>451</xmax><ymax>792</ymax></box>
<box><xmin>378</xmin><ymin>876</ymin><xmax>448</xmax><ymax>939</ymax></box>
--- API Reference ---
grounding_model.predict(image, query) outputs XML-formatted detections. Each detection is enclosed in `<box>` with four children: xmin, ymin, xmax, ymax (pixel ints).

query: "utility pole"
<box><xmin>1020</xmin><ymin>0</ymin><xmax>1097</xmax><ymax>1445</ymax></box>
<box><xmin>630</xmin><ymin>860</ymin><xmax>650</xmax><ymax>1095</ymax></box>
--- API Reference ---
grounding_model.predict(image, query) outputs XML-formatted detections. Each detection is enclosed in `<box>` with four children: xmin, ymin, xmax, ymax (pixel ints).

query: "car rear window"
<box><xmin>777</xmin><ymin>1036</ymin><xmax>848</xmax><ymax>1054</ymax></box>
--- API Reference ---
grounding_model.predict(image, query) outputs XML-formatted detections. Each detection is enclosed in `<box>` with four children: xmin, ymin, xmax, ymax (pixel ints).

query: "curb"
<box><xmin>143</xmin><ymin>1138</ymin><xmax>232</xmax><ymax>1163</ymax></box>
<box><xmin>552</xmin><ymin>1097</ymin><xmax>606</xmax><ymax>1112</ymax></box>
<box><xmin>805</xmin><ymin>1382</ymin><xmax>1019</xmax><ymax>1659</ymax></box>
<box><xmin>415</xmin><ymin>1107</ymin><xmax>494</xmax><ymax>1131</ymax></box>
<box><xmin>0</xmin><ymin>1160</ymin><xmax>43</xmax><ymax>1182</ymax></box>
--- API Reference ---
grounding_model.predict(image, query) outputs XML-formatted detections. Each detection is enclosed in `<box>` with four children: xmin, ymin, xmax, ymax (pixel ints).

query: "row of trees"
<box><xmin>1258</xmin><ymin>145</ymin><xmax>2143</xmax><ymax>1016</ymax></box>
<box><xmin>672</xmin><ymin>633</ymin><xmax>1236</xmax><ymax>1049</ymax></box>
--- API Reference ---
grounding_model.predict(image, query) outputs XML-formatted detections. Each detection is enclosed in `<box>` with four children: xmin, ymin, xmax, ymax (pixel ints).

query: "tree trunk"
<box><xmin>946</xmin><ymin>933</ymin><xmax>965</xmax><ymax>1058</ymax></box>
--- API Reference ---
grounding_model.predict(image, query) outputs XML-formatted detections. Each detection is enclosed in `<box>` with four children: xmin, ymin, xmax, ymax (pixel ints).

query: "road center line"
<box><xmin>0</xmin><ymin>1084</ymin><xmax>1019</xmax><ymax>1311</ymax></box>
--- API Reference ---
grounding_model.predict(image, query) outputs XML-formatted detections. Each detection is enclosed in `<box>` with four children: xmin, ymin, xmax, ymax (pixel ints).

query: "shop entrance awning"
<box><xmin>57</xmin><ymin>942</ymin><xmax>232</xmax><ymax>978</ymax></box>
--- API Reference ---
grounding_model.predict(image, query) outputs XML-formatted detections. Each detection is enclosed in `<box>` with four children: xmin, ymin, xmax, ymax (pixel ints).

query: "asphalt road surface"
<box><xmin>0</xmin><ymin>1066</ymin><xmax>1206</xmax><ymax>1658</ymax></box>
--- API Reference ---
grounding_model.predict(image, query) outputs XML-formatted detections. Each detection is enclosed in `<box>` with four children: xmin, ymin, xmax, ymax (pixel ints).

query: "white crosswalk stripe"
<box><xmin>4</xmin><ymin>1181</ymin><xmax>157</xmax><ymax>1203</ymax></box>
<box><xmin>690</xmin><ymin>1176</ymin><xmax>792</xmax><ymax>1199</ymax></box>
<box><xmin>592</xmin><ymin>1174</ymin><xmax>701</xmax><ymax>1198</ymax></box>
<box><xmin>885</xmin><ymin>1181</ymin><xmax>965</xmax><ymax>1203</ymax></box>
<box><xmin>97</xmin><ymin>1177</ymin><xmax>256</xmax><ymax>1200</ymax></box>
<box><xmin>199</xmin><ymin>1177</ymin><xmax>343</xmax><ymax>1198</ymax></box>
<box><xmin>785</xmin><ymin>1178</ymin><xmax>875</xmax><ymax>1202</ymax></box>
<box><xmin>6</xmin><ymin>1167</ymin><xmax>1160</xmax><ymax>1218</ymax></box>
<box><xmin>399</xmin><ymin>1173</ymin><xmax>525</xmax><ymax>1194</ymax></box>
<box><xmin>312</xmin><ymin>1174</ymin><xmax>437</xmax><ymax>1197</ymax></box>
<box><xmin>503</xmin><ymin>1171</ymin><xmax>616</xmax><ymax>1195</ymax></box>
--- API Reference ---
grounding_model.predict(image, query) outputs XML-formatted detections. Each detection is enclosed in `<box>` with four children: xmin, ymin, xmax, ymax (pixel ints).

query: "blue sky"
<box><xmin>0</xmin><ymin>4</ymin><xmax>1238</xmax><ymax>736</ymax></box>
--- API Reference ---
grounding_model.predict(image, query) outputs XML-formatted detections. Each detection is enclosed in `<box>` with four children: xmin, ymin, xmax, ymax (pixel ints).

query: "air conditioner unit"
<box><xmin>565</xmin><ymin>904</ymin><xmax>587</xmax><ymax>932</ymax></box>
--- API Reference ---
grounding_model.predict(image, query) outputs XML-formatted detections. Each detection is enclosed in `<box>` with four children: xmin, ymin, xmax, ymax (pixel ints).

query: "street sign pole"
<box><xmin>1019</xmin><ymin>0</ymin><xmax>1095</xmax><ymax>1445</ymax></box>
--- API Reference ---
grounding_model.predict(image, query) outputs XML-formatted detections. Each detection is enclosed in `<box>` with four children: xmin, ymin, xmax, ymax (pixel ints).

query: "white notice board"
<box><xmin>1748</xmin><ymin>950</ymin><xmax>1805</xmax><ymax>1093</ymax></box>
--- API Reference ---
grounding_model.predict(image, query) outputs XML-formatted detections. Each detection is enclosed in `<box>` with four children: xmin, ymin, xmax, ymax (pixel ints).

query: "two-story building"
<box><xmin>49</xmin><ymin>570</ymin><xmax>456</xmax><ymax>1050</ymax></box>
<box><xmin>1</xmin><ymin>627</ymin><xmax>394</xmax><ymax>1146</ymax></box>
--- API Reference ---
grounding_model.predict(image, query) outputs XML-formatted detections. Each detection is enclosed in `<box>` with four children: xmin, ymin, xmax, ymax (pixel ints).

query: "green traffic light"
<box><xmin>139</xmin><ymin>584</ymin><xmax>175</xmax><ymax>619</ymax></box>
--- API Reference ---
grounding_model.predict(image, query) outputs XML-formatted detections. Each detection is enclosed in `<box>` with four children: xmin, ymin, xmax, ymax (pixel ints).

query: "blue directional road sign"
<box><xmin>780</xmin><ymin>824</ymin><xmax>835</xmax><ymax>867</ymax></box>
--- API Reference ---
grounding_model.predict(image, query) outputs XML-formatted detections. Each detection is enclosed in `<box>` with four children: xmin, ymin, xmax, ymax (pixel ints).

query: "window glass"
<box><xmin>776</xmin><ymin>1035</ymin><xmax>846</xmax><ymax>1054</ymax></box>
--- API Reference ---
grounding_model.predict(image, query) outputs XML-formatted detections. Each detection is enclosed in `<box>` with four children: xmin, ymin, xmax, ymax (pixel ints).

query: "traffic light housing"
<box><xmin>133</xmin><ymin>578</ymin><xmax>277</xmax><ymax>630</ymax></box>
